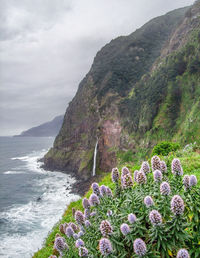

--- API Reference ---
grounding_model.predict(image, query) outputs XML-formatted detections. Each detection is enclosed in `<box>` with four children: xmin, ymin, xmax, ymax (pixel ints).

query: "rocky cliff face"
<box><xmin>44</xmin><ymin>2</ymin><xmax>200</xmax><ymax>179</ymax></box>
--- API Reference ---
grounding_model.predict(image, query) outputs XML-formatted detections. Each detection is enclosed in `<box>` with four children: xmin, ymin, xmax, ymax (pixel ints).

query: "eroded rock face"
<box><xmin>98</xmin><ymin>120</ymin><xmax>122</xmax><ymax>171</ymax></box>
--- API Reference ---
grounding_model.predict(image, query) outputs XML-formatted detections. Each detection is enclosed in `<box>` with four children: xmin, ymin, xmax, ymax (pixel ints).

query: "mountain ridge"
<box><xmin>15</xmin><ymin>115</ymin><xmax>64</xmax><ymax>137</ymax></box>
<box><xmin>43</xmin><ymin>1</ymin><xmax>200</xmax><ymax>180</ymax></box>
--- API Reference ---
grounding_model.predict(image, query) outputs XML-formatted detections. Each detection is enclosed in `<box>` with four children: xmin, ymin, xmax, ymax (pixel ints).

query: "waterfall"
<box><xmin>92</xmin><ymin>140</ymin><xmax>98</xmax><ymax>176</ymax></box>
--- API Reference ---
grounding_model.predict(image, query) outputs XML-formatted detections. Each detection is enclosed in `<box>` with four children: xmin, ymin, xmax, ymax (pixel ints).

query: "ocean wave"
<box><xmin>3</xmin><ymin>170</ymin><xmax>21</xmax><ymax>175</ymax></box>
<box><xmin>0</xmin><ymin>149</ymin><xmax>80</xmax><ymax>257</ymax></box>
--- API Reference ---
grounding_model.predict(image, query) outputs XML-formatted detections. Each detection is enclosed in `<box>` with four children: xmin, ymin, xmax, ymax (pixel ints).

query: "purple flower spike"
<box><xmin>111</xmin><ymin>167</ymin><xmax>119</xmax><ymax>183</ymax></box>
<box><xmin>100</xmin><ymin>185</ymin><xmax>107</xmax><ymax>196</ymax></box>
<box><xmin>99</xmin><ymin>238</ymin><xmax>113</xmax><ymax>256</ymax></box>
<box><xmin>82</xmin><ymin>198</ymin><xmax>90</xmax><ymax>209</ymax></box>
<box><xmin>160</xmin><ymin>182</ymin><xmax>171</xmax><ymax>195</ymax></box>
<box><xmin>136</xmin><ymin>170</ymin><xmax>147</xmax><ymax>184</ymax></box>
<box><xmin>144</xmin><ymin>196</ymin><xmax>154</xmax><ymax>208</ymax></box>
<box><xmin>121</xmin><ymin>173</ymin><xmax>133</xmax><ymax>188</ymax></box>
<box><xmin>177</xmin><ymin>248</ymin><xmax>190</xmax><ymax>258</ymax></box>
<box><xmin>149</xmin><ymin>210</ymin><xmax>162</xmax><ymax>226</ymax></box>
<box><xmin>106</xmin><ymin>187</ymin><xmax>113</xmax><ymax>197</ymax></box>
<box><xmin>128</xmin><ymin>213</ymin><xmax>137</xmax><ymax>224</ymax></box>
<box><xmin>153</xmin><ymin>169</ymin><xmax>162</xmax><ymax>182</ymax></box>
<box><xmin>54</xmin><ymin>237</ymin><xmax>68</xmax><ymax>254</ymax></box>
<box><xmin>151</xmin><ymin>155</ymin><xmax>161</xmax><ymax>171</ymax></box>
<box><xmin>171</xmin><ymin>158</ymin><xmax>183</xmax><ymax>176</ymax></box>
<box><xmin>91</xmin><ymin>182</ymin><xmax>100</xmax><ymax>196</ymax></box>
<box><xmin>160</xmin><ymin>161</ymin><xmax>167</xmax><ymax>173</ymax></box>
<box><xmin>189</xmin><ymin>175</ymin><xmax>197</xmax><ymax>187</ymax></box>
<box><xmin>85</xmin><ymin>220</ymin><xmax>91</xmax><ymax>228</ymax></box>
<box><xmin>78</xmin><ymin>231</ymin><xmax>84</xmax><ymax>238</ymax></box>
<box><xmin>141</xmin><ymin>161</ymin><xmax>150</xmax><ymax>174</ymax></box>
<box><xmin>133</xmin><ymin>238</ymin><xmax>147</xmax><ymax>256</ymax></box>
<box><xmin>134</xmin><ymin>170</ymin><xmax>139</xmax><ymax>182</ymax></box>
<box><xmin>65</xmin><ymin>226</ymin><xmax>74</xmax><ymax>238</ymax></box>
<box><xmin>183</xmin><ymin>175</ymin><xmax>190</xmax><ymax>190</ymax></box>
<box><xmin>75</xmin><ymin>211</ymin><xmax>85</xmax><ymax>225</ymax></box>
<box><xmin>75</xmin><ymin>239</ymin><xmax>84</xmax><ymax>248</ymax></box>
<box><xmin>73</xmin><ymin>233</ymin><xmax>78</xmax><ymax>240</ymax></box>
<box><xmin>84</xmin><ymin>209</ymin><xmax>90</xmax><ymax>219</ymax></box>
<box><xmin>89</xmin><ymin>193</ymin><xmax>100</xmax><ymax>206</ymax></box>
<box><xmin>69</xmin><ymin>222</ymin><xmax>79</xmax><ymax>232</ymax></box>
<box><xmin>100</xmin><ymin>220</ymin><xmax>113</xmax><ymax>237</ymax></box>
<box><xmin>122</xmin><ymin>166</ymin><xmax>131</xmax><ymax>176</ymax></box>
<box><xmin>171</xmin><ymin>195</ymin><xmax>184</xmax><ymax>215</ymax></box>
<box><xmin>79</xmin><ymin>247</ymin><xmax>88</xmax><ymax>257</ymax></box>
<box><xmin>120</xmin><ymin>223</ymin><xmax>130</xmax><ymax>235</ymax></box>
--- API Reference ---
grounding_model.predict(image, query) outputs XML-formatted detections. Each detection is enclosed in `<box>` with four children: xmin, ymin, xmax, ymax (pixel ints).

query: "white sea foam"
<box><xmin>3</xmin><ymin>170</ymin><xmax>20</xmax><ymax>175</ymax></box>
<box><xmin>0</xmin><ymin>150</ymin><xmax>80</xmax><ymax>258</ymax></box>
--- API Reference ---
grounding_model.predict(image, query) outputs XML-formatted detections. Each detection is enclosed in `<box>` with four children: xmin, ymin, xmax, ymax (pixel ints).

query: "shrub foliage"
<box><xmin>152</xmin><ymin>142</ymin><xmax>180</xmax><ymax>156</ymax></box>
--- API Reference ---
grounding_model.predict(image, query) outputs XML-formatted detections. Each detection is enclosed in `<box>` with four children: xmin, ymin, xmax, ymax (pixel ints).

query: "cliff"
<box><xmin>44</xmin><ymin>1</ymin><xmax>200</xmax><ymax>179</ymax></box>
<box><xmin>16</xmin><ymin>115</ymin><xmax>64</xmax><ymax>137</ymax></box>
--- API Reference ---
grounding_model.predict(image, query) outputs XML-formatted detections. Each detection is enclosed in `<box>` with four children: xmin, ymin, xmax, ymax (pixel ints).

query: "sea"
<box><xmin>0</xmin><ymin>136</ymin><xmax>79</xmax><ymax>258</ymax></box>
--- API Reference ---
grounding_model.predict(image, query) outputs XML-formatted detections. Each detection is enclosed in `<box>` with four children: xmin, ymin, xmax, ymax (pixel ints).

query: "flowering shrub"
<box><xmin>48</xmin><ymin>157</ymin><xmax>199</xmax><ymax>257</ymax></box>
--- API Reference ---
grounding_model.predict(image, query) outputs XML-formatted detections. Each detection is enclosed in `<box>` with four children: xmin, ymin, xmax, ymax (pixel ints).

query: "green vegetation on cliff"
<box><xmin>44</xmin><ymin>5</ymin><xmax>197</xmax><ymax>178</ymax></box>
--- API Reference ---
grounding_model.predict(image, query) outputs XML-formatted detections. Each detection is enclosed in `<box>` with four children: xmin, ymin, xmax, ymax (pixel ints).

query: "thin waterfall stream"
<box><xmin>92</xmin><ymin>140</ymin><xmax>98</xmax><ymax>176</ymax></box>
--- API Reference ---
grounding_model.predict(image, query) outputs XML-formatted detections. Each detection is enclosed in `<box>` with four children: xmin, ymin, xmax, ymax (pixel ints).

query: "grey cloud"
<box><xmin>0</xmin><ymin>0</ymin><xmax>194</xmax><ymax>135</ymax></box>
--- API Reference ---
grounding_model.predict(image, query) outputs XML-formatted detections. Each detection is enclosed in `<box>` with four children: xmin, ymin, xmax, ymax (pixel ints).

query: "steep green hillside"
<box><xmin>44</xmin><ymin>1</ymin><xmax>200</xmax><ymax>180</ymax></box>
<box><xmin>120</xmin><ymin>28</ymin><xmax>200</xmax><ymax>146</ymax></box>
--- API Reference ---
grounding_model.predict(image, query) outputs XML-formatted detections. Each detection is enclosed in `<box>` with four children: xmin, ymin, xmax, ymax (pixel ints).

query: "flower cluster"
<box><xmin>176</xmin><ymin>248</ymin><xmax>190</xmax><ymax>258</ymax></box>
<box><xmin>100</xmin><ymin>220</ymin><xmax>113</xmax><ymax>237</ymax></box>
<box><xmin>99</xmin><ymin>238</ymin><xmax>113</xmax><ymax>256</ymax></box>
<box><xmin>89</xmin><ymin>193</ymin><xmax>100</xmax><ymax>206</ymax></box>
<box><xmin>91</xmin><ymin>182</ymin><xmax>100</xmax><ymax>196</ymax></box>
<box><xmin>160</xmin><ymin>182</ymin><xmax>171</xmax><ymax>195</ymax></box>
<box><xmin>121</xmin><ymin>173</ymin><xmax>133</xmax><ymax>188</ymax></box>
<box><xmin>54</xmin><ymin>237</ymin><xmax>68</xmax><ymax>254</ymax></box>
<box><xmin>171</xmin><ymin>195</ymin><xmax>184</xmax><ymax>215</ymax></box>
<box><xmin>48</xmin><ymin>151</ymin><xmax>199</xmax><ymax>258</ymax></box>
<box><xmin>171</xmin><ymin>158</ymin><xmax>183</xmax><ymax>176</ymax></box>
<box><xmin>136</xmin><ymin>170</ymin><xmax>147</xmax><ymax>184</ymax></box>
<box><xmin>153</xmin><ymin>169</ymin><xmax>162</xmax><ymax>182</ymax></box>
<box><xmin>151</xmin><ymin>155</ymin><xmax>161</xmax><ymax>171</ymax></box>
<box><xmin>149</xmin><ymin>210</ymin><xmax>162</xmax><ymax>226</ymax></box>
<box><xmin>75</xmin><ymin>211</ymin><xmax>85</xmax><ymax>225</ymax></box>
<box><xmin>189</xmin><ymin>175</ymin><xmax>197</xmax><ymax>187</ymax></box>
<box><xmin>120</xmin><ymin>223</ymin><xmax>130</xmax><ymax>235</ymax></box>
<box><xmin>144</xmin><ymin>196</ymin><xmax>154</xmax><ymax>208</ymax></box>
<box><xmin>111</xmin><ymin>167</ymin><xmax>119</xmax><ymax>183</ymax></box>
<box><xmin>82</xmin><ymin>198</ymin><xmax>90</xmax><ymax>209</ymax></box>
<box><xmin>79</xmin><ymin>247</ymin><xmax>88</xmax><ymax>257</ymax></box>
<box><xmin>183</xmin><ymin>175</ymin><xmax>190</xmax><ymax>190</ymax></box>
<box><xmin>122</xmin><ymin>166</ymin><xmax>131</xmax><ymax>176</ymax></box>
<box><xmin>160</xmin><ymin>160</ymin><xmax>167</xmax><ymax>173</ymax></box>
<box><xmin>133</xmin><ymin>238</ymin><xmax>147</xmax><ymax>256</ymax></box>
<box><xmin>100</xmin><ymin>185</ymin><xmax>107</xmax><ymax>196</ymax></box>
<box><xmin>128</xmin><ymin>213</ymin><xmax>137</xmax><ymax>224</ymax></box>
<box><xmin>141</xmin><ymin>161</ymin><xmax>150</xmax><ymax>174</ymax></box>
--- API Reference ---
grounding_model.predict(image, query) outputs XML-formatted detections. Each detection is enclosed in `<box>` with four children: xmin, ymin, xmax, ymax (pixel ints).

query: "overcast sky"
<box><xmin>0</xmin><ymin>0</ymin><xmax>194</xmax><ymax>135</ymax></box>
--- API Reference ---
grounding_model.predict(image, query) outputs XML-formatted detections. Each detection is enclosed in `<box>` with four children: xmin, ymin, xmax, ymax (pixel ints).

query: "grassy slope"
<box><xmin>33</xmin><ymin>145</ymin><xmax>200</xmax><ymax>258</ymax></box>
